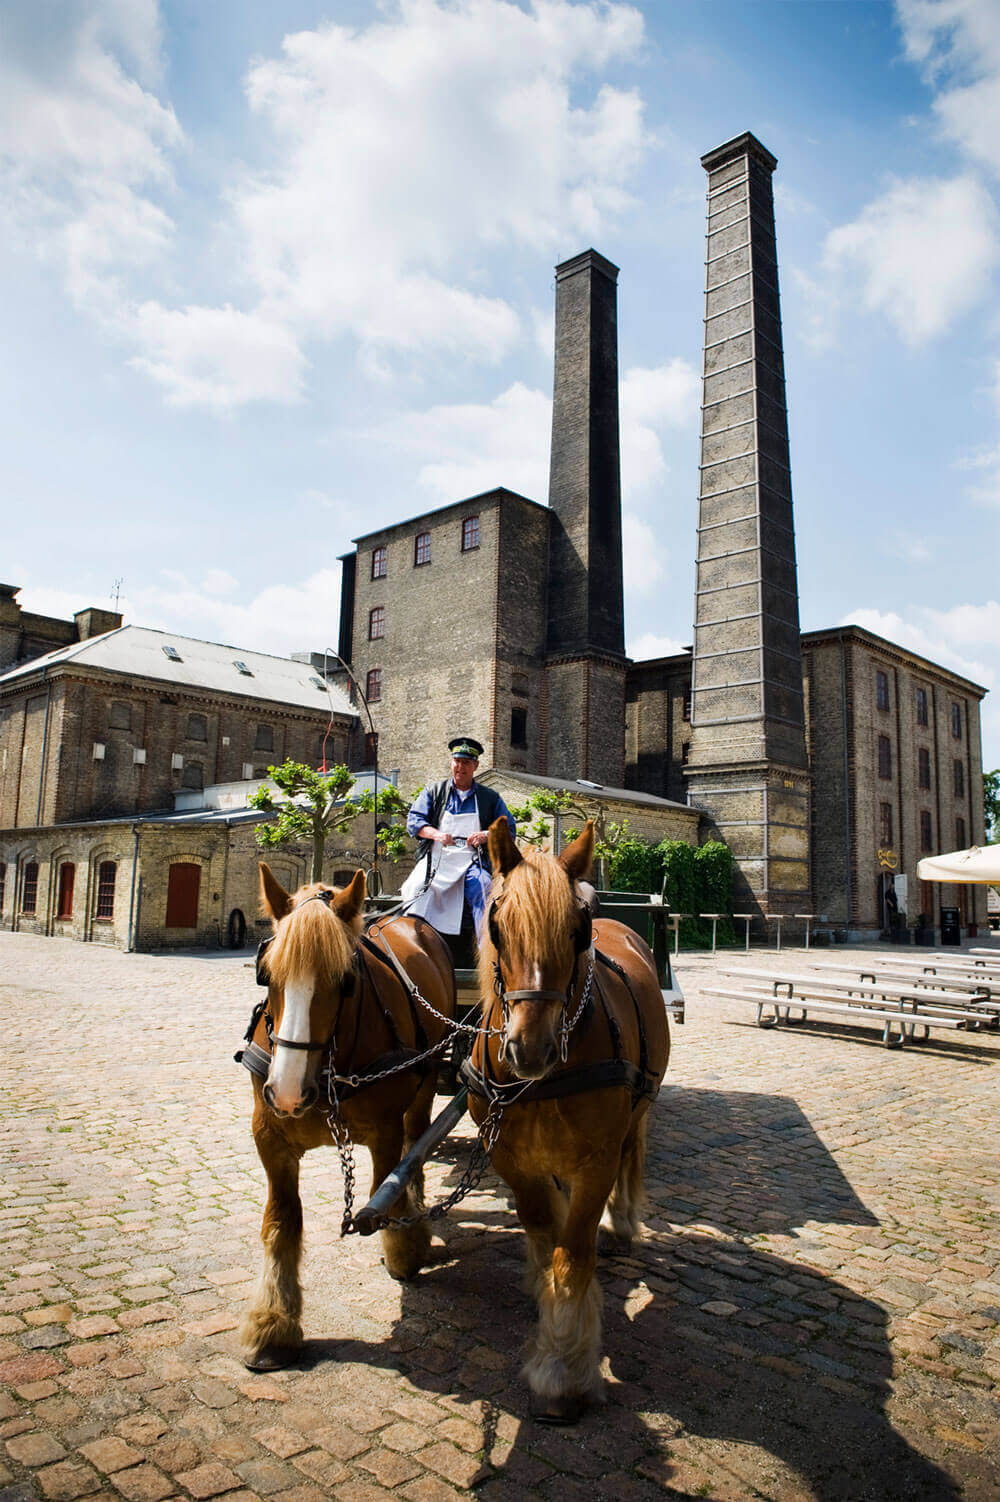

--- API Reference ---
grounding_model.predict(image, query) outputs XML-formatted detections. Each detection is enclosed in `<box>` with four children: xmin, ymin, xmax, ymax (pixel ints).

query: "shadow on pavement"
<box><xmin>289</xmin><ymin>1084</ymin><xmax>961</xmax><ymax>1499</ymax></box>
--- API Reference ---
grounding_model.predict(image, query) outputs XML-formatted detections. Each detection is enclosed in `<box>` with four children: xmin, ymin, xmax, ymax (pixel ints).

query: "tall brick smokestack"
<box><xmin>684</xmin><ymin>133</ymin><xmax>811</xmax><ymax>915</ymax></box>
<box><xmin>544</xmin><ymin>249</ymin><xmax>626</xmax><ymax>784</ymax></box>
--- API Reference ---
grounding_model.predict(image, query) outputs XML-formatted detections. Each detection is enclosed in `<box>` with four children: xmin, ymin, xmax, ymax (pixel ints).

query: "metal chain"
<box><xmin>560</xmin><ymin>953</ymin><xmax>595</xmax><ymax>1061</ymax></box>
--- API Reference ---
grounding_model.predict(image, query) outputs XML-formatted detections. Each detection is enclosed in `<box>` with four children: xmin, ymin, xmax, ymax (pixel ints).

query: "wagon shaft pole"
<box><xmin>353</xmin><ymin>1087</ymin><xmax>469</xmax><ymax>1235</ymax></box>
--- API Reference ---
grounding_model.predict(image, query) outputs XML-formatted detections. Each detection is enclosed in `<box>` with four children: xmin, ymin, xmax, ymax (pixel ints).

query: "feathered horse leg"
<box><xmin>241</xmin><ymin>1112</ymin><xmax>305</xmax><ymax>1370</ymax></box>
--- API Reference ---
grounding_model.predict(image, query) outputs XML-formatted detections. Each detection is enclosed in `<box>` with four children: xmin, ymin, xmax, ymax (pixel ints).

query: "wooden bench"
<box><xmin>804</xmin><ymin>963</ymin><xmax>1000</xmax><ymax>1022</ymax></box>
<box><xmin>705</xmin><ymin>981</ymin><xmax>965</xmax><ymax>1047</ymax></box>
<box><xmin>717</xmin><ymin>967</ymin><xmax>990</xmax><ymax>1027</ymax></box>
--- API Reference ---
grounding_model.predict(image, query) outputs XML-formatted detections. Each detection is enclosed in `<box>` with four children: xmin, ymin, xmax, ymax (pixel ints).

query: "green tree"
<box><xmin>506</xmin><ymin>788</ymin><xmax>630</xmax><ymax>882</ymax></box>
<box><xmin>984</xmin><ymin>769</ymin><xmax>1000</xmax><ymax>843</ymax></box>
<box><xmin>248</xmin><ymin>762</ymin><xmax>412</xmax><ymax>882</ymax></box>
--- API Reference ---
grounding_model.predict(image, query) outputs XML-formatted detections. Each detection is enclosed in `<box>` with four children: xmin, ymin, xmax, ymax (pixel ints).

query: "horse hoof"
<box><xmin>243</xmin><ymin>1345</ymin><xmax>299</xmax><ymax>1371</ymax></box>
<box><xmin>597</xmin><ymin>1226</ymin><xmax>631</xmax><ymax>1257</ymax></box>
<box><xmin>530</xmin><ymin>1391</ymin><xmax>584</xmax><ymax>1425</ymax></box>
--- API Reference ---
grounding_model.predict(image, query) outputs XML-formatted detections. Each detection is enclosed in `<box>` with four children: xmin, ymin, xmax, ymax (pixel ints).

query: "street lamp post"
<box><xmin>324</xmin><ymin>648</ymin><xmax>382</xmax><ymax>896</ymax></box>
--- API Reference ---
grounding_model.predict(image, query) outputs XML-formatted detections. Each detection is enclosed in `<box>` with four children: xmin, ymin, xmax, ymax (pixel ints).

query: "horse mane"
<box><xmin>264</xmin><ymin>883</ymin><xmax>361</xmax><ymax>989</ymax></box>
<box><xmin>478</xmin><ymin>848</ymin><xmax>577</xmax><ymax>993</ymax></box>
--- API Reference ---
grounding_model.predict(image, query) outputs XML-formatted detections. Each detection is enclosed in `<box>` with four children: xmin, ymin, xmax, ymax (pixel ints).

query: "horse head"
<box><xmin>483</xmin><ymin>819</ymin><xmax>595</xmax><ymax>1080</ymax></box>
<box><xmin>258</xmin><ymin>863</ymin><xmax>366</xmax><ymax>1117</ymax></box>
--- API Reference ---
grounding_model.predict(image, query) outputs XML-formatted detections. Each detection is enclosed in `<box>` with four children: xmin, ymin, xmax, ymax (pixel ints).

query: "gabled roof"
<box><xmin>0</xmin><ymin>625</ymin><xmax>357</xmax><ymax>717</ymax></box>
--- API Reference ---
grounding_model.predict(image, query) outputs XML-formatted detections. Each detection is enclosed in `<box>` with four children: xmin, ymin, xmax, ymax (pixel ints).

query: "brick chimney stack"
<box><xmin>544</xmin><ymin>249</ymin><xmax>626</xmax><ymax>784</ymax></box>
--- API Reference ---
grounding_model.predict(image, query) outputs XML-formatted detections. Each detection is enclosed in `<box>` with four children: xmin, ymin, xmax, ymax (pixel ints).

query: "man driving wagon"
<box><xmin>400</xmin><ymin>736</ymin><xmax>515</xmax><ymax>968</ymax></box>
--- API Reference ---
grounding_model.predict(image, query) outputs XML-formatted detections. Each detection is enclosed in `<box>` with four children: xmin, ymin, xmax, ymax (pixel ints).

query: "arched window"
<box><xmin>366</xmin><ymin>668</ymin><xmax>382</xmax><ymax>703</ymax></box>
<box><xmin>187</xmin><ymin>713</ymin><xmax>207</xmax><ymax>741</ymax></box>
<box><xmin>95</xmin><ymin>862</ymin><xmax>117</xmax><ymax>920</ymax></box>
<box><xmin>21</xmin><ymin>861</ymin><xmax>39</xmax><ymax>915</ymax></box>
<box><xmin>109</xmin><ymin>701</ymin><xmax>131</xmax><ymax>730</ymax></box>
<box><xmin>255</xmin><ymin>724</ymin><xmax>275</xmax><ymax>752</ymax></box>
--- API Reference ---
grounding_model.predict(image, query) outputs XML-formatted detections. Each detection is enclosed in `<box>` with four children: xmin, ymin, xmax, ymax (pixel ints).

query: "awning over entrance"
<box><xmin>917</xmin><ymin>845</ymin><xmax>1000</xmax><ymax>883</ymax></box>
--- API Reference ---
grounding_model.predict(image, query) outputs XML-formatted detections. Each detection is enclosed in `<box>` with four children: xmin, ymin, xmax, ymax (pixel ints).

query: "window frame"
<box><xmin>368</xmin><ymin>605</ymin><xmax>385</xmax><ymax>640</ymax></box>
<box><xmin>21</xmin><ymin>860</ymin><xmax>39</xmax><ymax>915</ymax></box>
<box><xmin>879</xmin><ymin>801</ymin><xmax>893</xmax><ymax>846</ymax></box>
<box><xmin>461</xmin><ymin>514</ymin><xmax>480</xmax><ymax>552</ymax></box>
<box><xmin>186</xmin><ymin>712</ymin><xmax>208</xmax><ymax>742</ymax></box>
<box><xmin>254</xmin><ymin>723</ymin><xmax>275</xmax><ymax>753</ymax></box>
<box><xmin>366</xmin><ymin>667</ymin><xmax>382</xmax><ymax>703</ymax></box>
<box><xmin>414</xmin><ymin>531</ymin><xmax>431</xmax><ymax>567</ymax></box>
<box><xmin>877</xmin><ymin>734</ymin><xmax>892</xmax><ymax>781</ymax></box>
<box><xmin>510</xmin><ymin>705</ymin><xmax>528</xmax><ymax>749</ymax></box>
<box><xmin>915</xmin><ymin>686</ymin><xmax>928</xmax><ymax>727</ymax></box>
<box><xmin>956</xmin><ymin>816</ymin><xmax>967</xmax><ymax>849</ymax></box>
<box><xmin>95</xmin><ymin>861</ymin><xmax>117</xmax><ymax>921</ymax></box>
<box><xmin>918</xmin><ymin>747</ymin><xmax>931</xmax><ymax>790</ymax></box>
<box><xmin>875</xmin><ymin>670</ymin><xmax>890</xmax><ymax>712</ymax></box>
<box><xmin>919</xmin><ymin>810</ymin><xmax>933</xmax><ymax>853</ymax></box>
<box><xmin>953</xmin><ymin>759</ymin><xmax>965</xmax><ymax>799</ymax></box>
<box><xmin>951</xmin><ymin>701</ymin><xmax>963</xmax><ymax>739</ymax></box>
<box><xmin>371</xmin><ymin>546</ymin><xmax>387</xmax><ymax>580</ymax></box>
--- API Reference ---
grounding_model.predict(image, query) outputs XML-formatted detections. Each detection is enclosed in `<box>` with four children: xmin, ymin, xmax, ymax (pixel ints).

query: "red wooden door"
<box><xmin>165</xmin><ymin>863</ymin><xmax>201</xmax><ymax>928</ymax></box>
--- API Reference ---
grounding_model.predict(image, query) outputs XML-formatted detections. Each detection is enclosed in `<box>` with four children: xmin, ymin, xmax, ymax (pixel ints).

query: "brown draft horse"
<box><xmin>240</xmin><ymin>863</ymin><xmax>455</xmax><ymax>1371</ymax></box>
<box><xmin>468</xmin><ymin>819</ymin><xmax>669</xmax><ymax>1422</ymax></box>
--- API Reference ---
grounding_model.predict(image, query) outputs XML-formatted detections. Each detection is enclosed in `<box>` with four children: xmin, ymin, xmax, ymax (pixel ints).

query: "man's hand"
<box><xmin>439</xmin><ymin>831</ymin><xmax>455</xmax><ymax>846</ymax></box>
<box><xmin>467</xmin><ymin>830</ymin><xmax>489</xmax><ymax>849</ymax></box>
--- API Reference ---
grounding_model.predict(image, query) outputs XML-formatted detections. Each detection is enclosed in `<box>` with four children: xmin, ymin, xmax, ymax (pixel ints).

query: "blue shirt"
<box><xmin>406</xmin><ymin>781</ymin><xmax>515</xmax><ymax>842</ymax></box>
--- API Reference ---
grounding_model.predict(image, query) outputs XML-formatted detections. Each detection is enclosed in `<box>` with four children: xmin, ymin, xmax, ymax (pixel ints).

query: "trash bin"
<box><xmin>940</xmin><ymin>906</ymin><xmax>961</xmax><ymax>946</ymax></box>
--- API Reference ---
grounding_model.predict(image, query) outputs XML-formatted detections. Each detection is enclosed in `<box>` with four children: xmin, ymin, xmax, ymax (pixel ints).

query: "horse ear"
<box><xmin>489</xmin><ymin>816</ymin><xmax>522</xmax><ymax>875</ymax></box>
<box><xmin>558</xmin><ymin>820</ymin><xmax>595</xmax><ymax>881</ymax></box>
<box><xmin>333</xmin><ymin>869</ymin><xmax>366</xmax><ymax>922</ymax></box>
<box><xmin>259</xmin><ymin>862</ymin><xmax>292</xmax><ymax>921</ymax></box>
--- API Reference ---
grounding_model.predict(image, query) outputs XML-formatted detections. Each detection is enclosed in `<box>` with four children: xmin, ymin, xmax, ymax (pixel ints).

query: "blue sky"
<box><xmin>4</xmin><ymin>0</ymin><xmax>1000</xmax><ymax>765</ymax></box>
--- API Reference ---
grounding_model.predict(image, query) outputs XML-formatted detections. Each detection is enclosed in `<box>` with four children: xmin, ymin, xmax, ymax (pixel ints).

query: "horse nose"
<box><xmin>300</xmin><ymin>1082</ymin><xmax>318</xmax><ymax>1113</ymax></box>
<box><xmin>262</xmin><ymin>1082</ymin><xmax>284</xmax><ymax>1115</ymax></box>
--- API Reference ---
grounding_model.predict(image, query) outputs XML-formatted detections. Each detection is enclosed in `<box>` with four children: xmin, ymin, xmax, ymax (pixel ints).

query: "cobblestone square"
<box><xmin>1</xmin><ymin>932</ymin><xmax>998</xmax><ymax>1499</ymax></box>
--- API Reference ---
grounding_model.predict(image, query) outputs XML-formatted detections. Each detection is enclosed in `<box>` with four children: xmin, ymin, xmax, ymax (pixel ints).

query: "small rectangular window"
<box><xmin>366</xmin><ymin>667</ymin><xmax>382</xmax><ymax>703</ymax></box>
<box><xmin>511</xmin><ymin>706</ymin><xmax>527</xmax><ymax>748</ymax></box>
<box><xmin>461</xmin><ymin>515</ymin><xmax>480</xmax><ymax>552</ymax></box>
<box><xmin>182</xmin><ymin>761</ymin><xmax>204</xmax><ymax>790</ymax></box>
<box><xmin>915</xmin><ymin>686</ymin><xmax>928</xmax><ymax>726</ymax></box>
<box><xmin>876</xmin><ymin>670</ymin><xmax>889</xmax><ymax>712</ymax></box>
<box><xmin>108</xmin><ymin>701</ymin><xmax>131</xmax><ymax>730</ymax></box>
<box><xmin>233</xmin><ymin>660</ymin><xmax>254</xmax><ymax>676</ymax></box>
<box><xmin>369</xmin><ymin>605</ymin><xmax>385</xmax><ymax>640</ymax></box>
<box><xmin>918</xmin><ymin>747</ymin><xmax>931</xmax><ymax>790</ymax></box>
<box><xmin>57</xmin><ymin>862</ymin><xmax>75</xmax><ymax>919</ymax></box>
<box><xmin>21</xmin><ymin>861</ymin><xmax>39</xmax><ymax>915</ymax></box>
<box><xmin>187</xmin><ymin>713</ymin><xmax>207</xmax><ymax>741</ymax></box>
<box><xmin>879</xmin><ymin>802</ymin><xmax>893</xmax><ymax>845</ymax></box>
<box><xmin>956</xmin><ymin>816</ymin><xmax>967</xmax><ymax>849</ymax></box>
<box><xmin>920</xmin><ymin>810</ymin><xmax>933</xmax><ymax>852</ymax></box>
<box><xmin>162</xmin><ymin>645</ymin><xmax>182</xmax><ymax>661</ymax></box>
<box><xmin>414</xmin><ymin>532</ymin><xmax>431</xmax><ymax>566</ymax></box>
<box><xmin>371</xmin><ymin>546</ymin><xmax>387</xmax><ymax>579</ymax></box>
<box><xmin>364</xmin><ymin>731</ymin><xmax>379</xmax><ymax>764</ymax></box>
<box><xmin>878</xmin><ymin>734</ymin><xmax>892</xmax><ymax>780</ymax></box>
<box><xmin>951</xmin><ymin>702</ymin><xmax>963</xmax><ymax>739</ymax></box>
<box><xmin>255</xmin><ymin>724</ymin><xmax>274</xmax><ymax>752</ymax></box>
<box><xmin>953</xmin><ymin>759</ymin><xmax>965</xmax><ymax>798</ymax></box>
<box><xmin>95</xmin><ymin>861</ymin><xmax>116</xmax><ymax>920</ymax></box>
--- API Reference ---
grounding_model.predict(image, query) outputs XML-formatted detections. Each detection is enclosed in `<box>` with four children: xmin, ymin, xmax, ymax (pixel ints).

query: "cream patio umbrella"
<box><xmin>917</xmin><ymin>845</ymin><xmax>1000</xmax><ymax>883</ymax></box>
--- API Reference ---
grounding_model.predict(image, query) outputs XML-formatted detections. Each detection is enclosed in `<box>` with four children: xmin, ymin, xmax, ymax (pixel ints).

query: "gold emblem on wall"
<box><xmin>877</xmin><ymin>847</ymin><xmax>898</xmax><ymax>871</ymax></box>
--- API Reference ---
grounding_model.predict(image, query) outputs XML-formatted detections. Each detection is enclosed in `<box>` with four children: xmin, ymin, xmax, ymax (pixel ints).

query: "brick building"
<box><xmin>334</xmin><ymin>130</ymin><xmax>989</xmax><ymax>940</ymax></box>
<box><xmin>0</xmin><ymin>625</ymin><xmax>358</xmax><ymax>947</ymax></box>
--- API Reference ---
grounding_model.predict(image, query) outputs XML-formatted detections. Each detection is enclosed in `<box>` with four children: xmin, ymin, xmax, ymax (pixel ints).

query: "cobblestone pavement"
<box><xmin>1</xmin><ymin>932</ymin><xmax>999</xmax><ymax>1502</ymax></box>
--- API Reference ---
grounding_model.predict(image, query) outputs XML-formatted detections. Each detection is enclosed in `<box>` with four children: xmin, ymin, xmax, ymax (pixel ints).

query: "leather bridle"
<box><xmin>488</xmin><ymin>893</ymin><xmax>594</xmax><ymax>1008</ymax></box>
<box><xmin>259</xmin><ymin>890</ymin><xmax>357</xmax><ymax>1053</ymax></box>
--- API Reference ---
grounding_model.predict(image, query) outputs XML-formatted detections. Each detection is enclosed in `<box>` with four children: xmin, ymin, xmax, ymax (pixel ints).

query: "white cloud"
<box><xmin>187</xmin><ymin>0</ymin><xmax>647</xmax><ymax>400</ymax></box>
<box><xmin>394</xmin><ymin>382</ymin><xmax>552</xmax><ymax>504</ymax></box>
<box><xmin>0</xmin><ymin>1</ymin><xmax>181</xmax><ymax>314</ymax></box>
<box><xmin>621</xmin><ymin>358</ymin><xmax>700</xmax><ymax>496</ymax></box>
<box><xmin>129</xmin><ymin>568</ymin><xmax>343</xmax><ymax>658</ymax></box>
<box><xmin>818</xmin><ymin>174</ymin><xmax>1000</xmax><ymax>345</ymax></box>
<box><xmin>896</xmin><ymin>0</ymin><xmax>1000</xmax><ymax>177</ymax></box>
<box><xmin>380</xmin><ymin>355</ymin><xmax>699</xmax><ymax>512</ymax></box>
<box><xmin>622</xmin><ymin>514</ymin><xmax>667</xmax><ymax>599</ymax></box>
<box><xmin>845</xmin><ymin>601</ymin><xmax>999</xmax><ymax>763</ymax></box>
<box><xmin>128</xmin><ymin>303</ymin><xmax>307</xmax><ymax>409</ymax></box>
<box><xmin>628</xmin><ymin>630</ymin><xmax>688</xmax><ymax>661</ymax></box>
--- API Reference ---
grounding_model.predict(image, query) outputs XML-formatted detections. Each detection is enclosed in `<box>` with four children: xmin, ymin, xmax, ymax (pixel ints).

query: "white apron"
<box><xmin>399</xmin><ymin>808</ymin><xmax>480</xmax><ymax>934</ymax></box>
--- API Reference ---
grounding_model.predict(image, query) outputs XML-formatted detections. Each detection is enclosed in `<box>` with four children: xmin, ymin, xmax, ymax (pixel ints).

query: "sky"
<box><xmin>3</xmin><ymin>0</ymin><xmax>1000</xmax><ymax>766</ymax></box>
